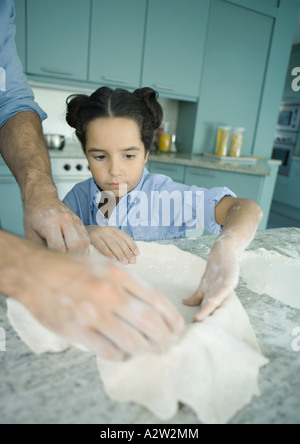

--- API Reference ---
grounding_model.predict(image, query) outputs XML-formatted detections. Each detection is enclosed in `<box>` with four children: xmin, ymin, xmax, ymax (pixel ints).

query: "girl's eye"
<box><xmin>95</xmin><ymin>155</ymin><xmax>107</xmax><ymax>161</ymax></box>
<box><xmin>124</xmin><ymin>154</ymin><xmax>136</xmax><ymax>160</ymax></box>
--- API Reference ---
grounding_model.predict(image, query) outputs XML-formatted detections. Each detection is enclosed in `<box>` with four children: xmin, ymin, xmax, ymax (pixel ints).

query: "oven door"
<box><xmin>272</xmin><ymin>144</ymin><xmax>293</xmax><ymax>177</ymax></box>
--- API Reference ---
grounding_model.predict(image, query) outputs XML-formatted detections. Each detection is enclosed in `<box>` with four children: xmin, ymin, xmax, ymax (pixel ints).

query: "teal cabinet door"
<box><xmin>27</xmin><ymin>0</ymin><xmax>90</xmax><ymax>81</ymax></box>
<box><xmin>286</xmin><ymin>161</ymin><xmax>300</xmax><ymax>210</ymax></box>
<box><xmin>0</xmin><ymin>163</ymin><xmax>24</xmax><ymax>237</ymax></box>
<box><xmin>283</xmin><ymin>44</ymin><xmax>300</xmax><ymax>102</ymax></box>
<box><xmin>14</xmin><ymin>0</ymin><xmax>26</xmax><ymax>70</ymax></box>
<box><xmin>142</xmin><ymin>0</ymin><xmax>210</xmax><ymax>101</ymax></box>
<box><xmin>89</xmin><ymin>0</ymin><xmax>146</xmax><ymax>89</ymax></box>
<box><xmin>149</xmin><ymin>162</ymin><xmax>185</xmax><ymax>183</ymax></box>
<box><xmin>184</xmin><ymin>167</ymin><xmax>263</xmax><ymax>202</ymax></box>
<box><xmin>194</xmin><ymin>0</ymin><xmax>273</xmax><ymax>156</ymax></box>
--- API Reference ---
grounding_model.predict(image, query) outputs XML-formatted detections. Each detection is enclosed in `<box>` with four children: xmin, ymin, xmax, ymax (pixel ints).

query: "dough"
<box><xmin>240</xmin><ymin>248</ymin><xmax>300</xmax><ymax>309</ymax></box>
<box><xmin>7</xmin><ymin>242</ymin><xmax>268</xmax><ymax>424</ymax></box>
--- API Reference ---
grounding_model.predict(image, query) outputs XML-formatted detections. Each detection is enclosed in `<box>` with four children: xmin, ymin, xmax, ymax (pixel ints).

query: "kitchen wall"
<box><xmin>31</xmin><ymin>84</ymin><xmax>180</xmax><ymax>146</ymax></box>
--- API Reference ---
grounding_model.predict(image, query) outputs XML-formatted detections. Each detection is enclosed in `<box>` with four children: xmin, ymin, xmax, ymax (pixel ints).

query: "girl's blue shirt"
<box><xmin>63</xmin><ymin>168</ymin><xmax>236</xmax><ymax>241</ymax></box>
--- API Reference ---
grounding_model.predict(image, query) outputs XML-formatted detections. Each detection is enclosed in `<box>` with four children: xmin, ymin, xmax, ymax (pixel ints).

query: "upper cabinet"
<box><xmin>89</xmin><ymin>0</ymin><xmax>147</xmax><ymax>90</ymax></box>
<box><xmin>192</xmin><ymin>0</ymin><xmax>273</xmax><ymax>156</ymax></box>
<box><xmin>142</xmin><ymin>0</ymin><xmax>210</xmax><ymax>101</ymax></box>
<box><xmin>26</xmin><ymin>0</ymin><xmax>90</xmax><ymax>81</ymax></box>
<box><xmin>282</xmin><ymin>44</ymin><xmax>300</xmax><ymax>103</ymax></box>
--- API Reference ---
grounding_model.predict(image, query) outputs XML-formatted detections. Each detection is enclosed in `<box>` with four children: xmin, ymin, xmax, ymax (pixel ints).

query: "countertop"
<box><xmin>48</xmin><ymin>143</ymin><xmax>274</xmax><ymax>176</ymax></box>
<box><xmin>1</xmin><ymin>227</ymin><xmax>300</xmax><ymax>424</ymax></box>
<box><xmin>148</xmin><ymin>152</ymin><xmax>273</xmax><ymax>176</ymax></box>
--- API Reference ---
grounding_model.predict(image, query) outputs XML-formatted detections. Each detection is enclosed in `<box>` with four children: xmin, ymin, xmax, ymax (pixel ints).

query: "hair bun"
<box><xmin>133</xmin><ymin>87</ymin><xmax>163</xmax><ymax>130</ymax></box>
<box><xmin>66</xmin><ymin>94</ymin><xmax>90</xmax><ymax>129</ymax></box>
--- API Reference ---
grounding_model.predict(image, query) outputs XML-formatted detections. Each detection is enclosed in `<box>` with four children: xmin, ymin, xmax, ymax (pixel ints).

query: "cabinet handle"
<box><xmin>157</xmin><ymin>166</ymin><xmax>178</xmax><ymax>172</ymax></box>
<box><xmin>189</xmin><ymin>170</ymin><xmax>216</xmax><ymax>178</ymax></box>
<box><xmin>102</xmin><ymin>76</ymin><xmax>129</xmax><ymax>84</ymax></box>
<box><xmin>42</xmin><ymin>67</ymin><xmax>73</xmax><ymax>76</ymax></box>
<box><xmin>154</xmin><ymin>84</ymin><xmax>177</xmax><ymax>92</ymax></box>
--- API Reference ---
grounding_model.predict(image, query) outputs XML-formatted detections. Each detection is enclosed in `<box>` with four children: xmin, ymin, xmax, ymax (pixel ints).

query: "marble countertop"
<box><xmin>149</xmin><ymin>152</ymin><xmax>273</xmax><ymax>176</ymax></box>
<box><xmin>47</xmin><ymin>144</ymin><xmax>273</xmax><ymax>176</ymax></box>
<box><xmin>1</xmin><ymin>227</ymin><xmax>300</xmax><ymax>424</ymax></box>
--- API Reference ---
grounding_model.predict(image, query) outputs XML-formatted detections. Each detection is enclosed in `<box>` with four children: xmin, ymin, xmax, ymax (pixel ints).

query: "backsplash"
<box><xmin>31</xmin><ymin>83</ymin><xmax>179</xmax><ymax>143</ymax></box>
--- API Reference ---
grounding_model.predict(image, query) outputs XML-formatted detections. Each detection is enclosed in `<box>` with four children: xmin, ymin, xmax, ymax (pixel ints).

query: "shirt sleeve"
<box><xmin>148</xmin><ymin>173</ymin><xmax>237</xmax><ymax>236</ymax></box>
<box><xmin>0</xmin><ymin>1</ymin><xmax>47</xmax><ymax>129</ymax></box>
<box><xmin>201</xmin><ymin>186</ymin><xmax>237</xmax><ymax>235</ymax></box>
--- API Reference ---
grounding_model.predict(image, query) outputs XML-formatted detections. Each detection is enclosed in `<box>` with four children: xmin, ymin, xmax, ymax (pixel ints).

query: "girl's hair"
<box><xmin>66</xmin><ymin>87</ymin><xmax>163</xmax><ymax>152</ymax></box>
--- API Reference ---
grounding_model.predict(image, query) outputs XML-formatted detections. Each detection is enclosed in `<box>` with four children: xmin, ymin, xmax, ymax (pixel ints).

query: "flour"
<box><xmin>240</xmin><ymin>248</ymin><xmax>300</xmax><ymax>310</ymax></box>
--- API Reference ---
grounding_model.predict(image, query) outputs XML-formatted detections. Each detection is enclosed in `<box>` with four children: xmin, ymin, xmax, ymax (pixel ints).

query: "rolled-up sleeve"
<box><xmin>0</xmin><ymin>1</ymin><xmax>47</xmax><ymax>129</ymax></box>
<box><xmin>202</xmin><ymin>186</ymin><xmax>237</xmax><ymax>235</ymax></box>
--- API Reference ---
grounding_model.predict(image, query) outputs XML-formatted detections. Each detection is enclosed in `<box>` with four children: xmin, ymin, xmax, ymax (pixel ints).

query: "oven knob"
<box><xmin>64</xmin><ymin>164</ymin><xmax>71</xmax><ymax>171</ymax></box>
<box><xmin>76</xmin><ymin>164</ymin><xmax>83</xmax><ymax>171</ymax></box>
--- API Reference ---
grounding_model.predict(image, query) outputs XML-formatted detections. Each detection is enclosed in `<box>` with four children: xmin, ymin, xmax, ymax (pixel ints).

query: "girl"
<box><xmin>64</xmin><ymin>87</ymin><xmax>263</xmax><ymax>321</ymax></box>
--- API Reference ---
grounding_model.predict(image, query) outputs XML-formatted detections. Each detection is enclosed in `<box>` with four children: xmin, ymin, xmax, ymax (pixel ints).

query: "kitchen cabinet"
<box><xmin>184</xmin><ymin>167</ymin><xmax>263</xmax><ymax>202</ymax></box>
<box><xmin>26</xmin><ymin>0</ymin><xmax>90</xmax><ymax>81</ymax></box>
<box><xmin>282</xmin><ymin>44</ymin><xmax>300</xmax><ymax>103</ymax></box>
<box><xmin>273</xmin><ymin>160</ymin><xmax>300</xmax><ymax>210</ymax></box>
<box><xmin>89</xmin><ymin>0</ymin><xmax>146</xmax><ymax>89</ymax></box>
<box><xmin>286</xmin><ymin>160</ymin><xmax>300</xmax><ymax>210</ymax></box>
<box><xmin>14</xmin><ymin>0</ymin><xmax>26</xmax><ymax>70</ymax></box>
<box><xmin>142</xmin><ymin>0</ymin><xmax>210</xmax><ymax>101</ymax></box>
<box><xmin>148</xmin><ymin>162</ymin><xmax>185</xmax><ymax>183</ymax></box>
<box><xmin>191</xmin><ymin>0</ymin><xmax>273</xmax><ymax>156</ymax></box>
<box><xmin>0</xmin><ymin>161</ymin><xmax>24</xmax><ymax>237</ymax></box>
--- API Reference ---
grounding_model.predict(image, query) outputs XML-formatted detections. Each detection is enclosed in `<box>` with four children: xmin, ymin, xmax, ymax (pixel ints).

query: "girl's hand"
<box><xmin>183</xmin><ymin>243</ymin><xmax>239</xmax><ymax>322</ymax></box>
<box><xmin>87</xmin><ymin>226</ymin><xmax>139</xmax><ymax>264</ymax></box>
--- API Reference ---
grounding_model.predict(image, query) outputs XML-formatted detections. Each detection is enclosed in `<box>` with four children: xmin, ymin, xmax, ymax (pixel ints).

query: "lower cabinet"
<box><xmin>0</xmin><ymin>162</ymin><xmax>24</xmax><ymax>237</ymax></box>
<box><xmin>147</xmin><ymin>160</ymin><xmax>277</xmax><ymax>230</ymax></box>
<box><xmin>148</xmin><ymin>162</ymin><xmax>185</xmax><ymax>183</ymax></box>
<box><xmin>184</xmin><ymin>167</ymin><xmax>263</xmax><ymax>201</ymax></box>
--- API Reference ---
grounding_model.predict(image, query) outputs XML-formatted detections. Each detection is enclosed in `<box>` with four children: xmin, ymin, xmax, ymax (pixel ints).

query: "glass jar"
<box><xmin>216</xmin><ymin>126</ymin><xmax>231</xmax><ymax>157</ymax></box>
<box><xmin>229</xmin><ymin>127</ymin><xmax>245</xmax><ymax>157</ymax></box>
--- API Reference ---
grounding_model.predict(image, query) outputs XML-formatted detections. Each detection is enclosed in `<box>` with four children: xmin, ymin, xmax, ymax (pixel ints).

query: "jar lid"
<box><xmin>233</xmin><ymin>127</ymin><xmax>245</xmax><ymax>132</ymax></box>
<box><xmin>218</xmin><ymin>126</ymin><xmax>231</xmax><ymax>131</ymax></box>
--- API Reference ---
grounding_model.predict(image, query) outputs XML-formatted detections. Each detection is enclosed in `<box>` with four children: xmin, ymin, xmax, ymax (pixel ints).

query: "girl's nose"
<box><xmin>109</xmin><ymin>159</ymin><xmax>122</xmax><ymax>177</ymax></box>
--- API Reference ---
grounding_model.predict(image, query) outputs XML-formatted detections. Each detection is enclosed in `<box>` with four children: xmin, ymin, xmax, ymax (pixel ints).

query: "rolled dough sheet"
<box><xmin>7</xmin><ymin>242</ymin><xmax>268</xmax><ymax>424</ymax></box>
<box><xmin>240</xmin><ymin>248</ymin><xmax>300</xmax><ymax>309</ymax></box>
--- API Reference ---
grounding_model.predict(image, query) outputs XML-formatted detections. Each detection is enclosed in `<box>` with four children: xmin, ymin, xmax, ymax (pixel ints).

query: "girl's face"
<box><xmin>85</xmin><ymin>117</ymin><xmax>149</xmax><ymax>198</ymax></box>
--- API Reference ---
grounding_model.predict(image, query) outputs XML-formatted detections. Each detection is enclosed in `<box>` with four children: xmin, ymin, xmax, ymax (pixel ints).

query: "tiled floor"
<box><xmin>267</xmin><ymin>211</ymin><xmax>300</xmax><ymax>229</ymax></box>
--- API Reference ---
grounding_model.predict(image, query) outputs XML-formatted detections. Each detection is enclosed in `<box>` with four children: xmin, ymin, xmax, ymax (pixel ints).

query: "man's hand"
<box><xmin>87</xmin><ymin>225</ymin><xmax>139</xmax><ymax>264</ymax></box>
<box><xmin>0</xmin><ymin>232</ymin><xmax>185</xmax><ymax>361</ymax></box>
<box><xmin>24</xmin><ymin>195</ymin><xmax>90</xmax><ymax>253</ymax></box>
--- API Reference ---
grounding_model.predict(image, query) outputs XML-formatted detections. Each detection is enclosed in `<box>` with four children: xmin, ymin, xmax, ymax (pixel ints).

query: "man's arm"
<box><xmin>0</xmin><ymin>111</ymin><xmax>90</xmax><ymax>251</ymax></box>
<box><xmin>0</xmin><ymin>1</ymin><xmax>89</xmax><ymax>251</ymax></box>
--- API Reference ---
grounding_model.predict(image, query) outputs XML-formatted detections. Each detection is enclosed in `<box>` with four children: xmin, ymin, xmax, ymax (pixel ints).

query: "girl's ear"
<box><xmin>144</xmin><ymin>151</ymin><xmax>150</xmax><ymax>164</ymax></box>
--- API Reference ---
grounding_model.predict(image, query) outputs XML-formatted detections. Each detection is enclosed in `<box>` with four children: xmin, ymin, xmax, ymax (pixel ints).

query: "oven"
<box><xmin>50</xmin><ymin>157</ymin><xmax>91</xmax><ymax>201</ymax></box>
<box><xmin>272</xmin><ymin>104</ymin><xmax>300</xmax><ymax>177</ymax></box>
<box><xmin>277</xmin><ymin>103</ymin><xmax>300</xmax><ymax>132</ymax></box>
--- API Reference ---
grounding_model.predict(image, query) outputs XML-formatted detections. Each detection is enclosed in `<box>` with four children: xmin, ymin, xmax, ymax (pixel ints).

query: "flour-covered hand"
<box><xmin>183</xmin><ymin>243</ymin><xmax>239</xmax><ymax>321</ymax></box>
<box><xmin>24</xmin><ymin>195</ymin><xmax>90</xmax><ymax>253</ymax></box>
<box><xmin>87</xmin><ymin>225</ymin><xmax>139</xmax><ymax>264</ymax></box>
